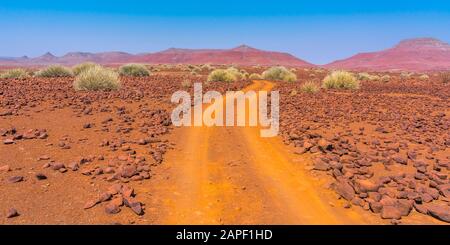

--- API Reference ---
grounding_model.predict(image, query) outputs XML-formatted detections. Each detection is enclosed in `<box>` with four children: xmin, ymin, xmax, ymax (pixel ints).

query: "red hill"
<box><xmin>325</xmin><ymin>38</ymin><xmax>450</xmax><ymax>72</ymax></box>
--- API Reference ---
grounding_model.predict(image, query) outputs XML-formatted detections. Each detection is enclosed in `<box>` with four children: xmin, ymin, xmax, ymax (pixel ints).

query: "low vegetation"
<box><xmin>73</xmin><ymin>66</ymin><xmax>120</xmax><ymax>91</ymax></box>
<box><xmin>301</xmin><ymin>81</ymin><xmax>320</xmax><ymax>93</ymax></box>
<box><xmin>73</xmin><ymin>62</ymin><xmax>99</xmax><ymax>76</ymax></box>
<box><xmin>249</xmin><ymin>73</ymin><xmax>262</xmax><ymax>80</ymax></box>
<box><xmin>357</xmin><ymin>72</ymin><xmax>379</xmax><ymax>81</ymax></box>
<box><xmin>207</xmin><ymin>67</ymin><xmax>246</xmax><ymax>82</ymax></box>
<box><xmin>419</xmin><ymin>74</ymin><xmax>430</xmax><ymax>81</ymax></box>
<box><xmin>441</xmin><ymin>72</ymin><xmax>450</xmax><ymax>83</ymax></box>
<box><xmin>262</xmin><ymin>66</ymin><xmax>297</xmax><ymax>82</ymax></box>
<box><xmin>322</xmin><ymin>70</ymin><xmax>360</xmax><ymax>90</ymax></box>
<box><xmin>0</xmin><ymin>68</ymin><xmax>29</xmax><ymax>79</ymax></box>
<box><xmin>119</xmin><ymin>64</ymin><xmax>150</xmax><ymax>77</ymax></box>
<box><xmin>35</xmin><ymin>65</ymin><xmax>73</xmax><ymax>78</ymax></box>
<box><xmin>181</xmin><ymin>79</ymin><xmax>192</xmax><ymax>88</ymax></box>
<box><xmin>380</xmin><ymin>75</ymin><xmax>391</xmax><ymax>83</ymax></box>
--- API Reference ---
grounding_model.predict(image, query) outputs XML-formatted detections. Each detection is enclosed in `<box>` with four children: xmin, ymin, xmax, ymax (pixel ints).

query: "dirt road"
<box><xmin>147</xmin><ymin>80</ymin><xmax>378</xmax><ymax>224</ymax></box>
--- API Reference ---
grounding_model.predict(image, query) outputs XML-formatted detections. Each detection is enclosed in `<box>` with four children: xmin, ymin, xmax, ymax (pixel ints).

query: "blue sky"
<box><xmin>1</xmin><ymin>0</ymin><xmax>450</xmax><ymax>64</ymax></box>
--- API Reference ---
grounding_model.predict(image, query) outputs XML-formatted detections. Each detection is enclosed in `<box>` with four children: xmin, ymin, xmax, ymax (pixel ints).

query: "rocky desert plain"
<box><xmin>0</xmin><ymin>38</ymin><xmax>449</xmax><ymax>225</ymax></box>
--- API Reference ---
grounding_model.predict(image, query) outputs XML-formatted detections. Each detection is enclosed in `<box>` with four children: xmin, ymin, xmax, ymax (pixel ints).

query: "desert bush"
<box><xmin>322</xmin><ymin>70</ymin><xmax>359</xmax><ymax>90</ymax></box>
<box><xmin>225</xmin><ymin>67</ymin><xmax>245</xmax><ymax>80</ymax></box>
<box><xmin>419</xmin><ymin>74</ymin><xmax>429</xmax><ymax>80</ymax></box>
<box><xmin>119</xmin><ymin>64</ymin><xmax>150</xmax><ymax>77</ymax></box>
<box><xmin>400</xmin><ymin>72</ymin><xmax>413</xmax><ymax>80</ymax></box>
<box><xmin>440</xmin><ymin>72</ymin><xmax>450</xmax><ymax>83</ymax></box>
<box><xmin>262</xmin><ymin>66</ymin><xmax>297</xmax><ymax>82</ymax></box>
<box><xmin>357</xmin><ymin>72</ymin><xmax>380</xmax><ymax>81</ymax></box>
<box><xmin>201</xmin><ymin>64</ymin><xmax>213</xmax><ymax>71</ymax></box>
<box><xmin>73</xmin><ymin>62</ymin><xmax>99</xmax><ymax>76</ymax></box>
<box><xmin>207</xmin><ymin>69</ymin><xmax>237</xmax><ymax>82</ymax></box>
<box><xmin>181</xmin><ymin>80</ymin><xmax>192</xmax><ymax>88</ymax></box>
<box><xmin>301</xmin><ymin>81</ymin><xmax>320</xmax><ymax>93</ymax></box>
<box><xmin>380</xmin><ymin>75</ymin><xmax>391</xmax><ymax>83</ymax></box>
<box><xmin>191</xmin><ymin>66</ymin><xmax>202</xmax><ymax>74</ymax></box>
<box><xmin>35</xmin><ymin>65</ymin><xmax>73</xmax><ymax>77</ymax></box>
<box><xmin>0</xmin><ymin>68</ymin><xmax>29</xmax><ymax>79</ymax></box>
<box><xmin>73</xmin><ymin>66</ymin><xmax>120</xmax><ymax>91</ymax></box>
<box><xmin>249</xmin><ymin>73</ymin><xmax>262</xmax><ymax>80</ymax></box>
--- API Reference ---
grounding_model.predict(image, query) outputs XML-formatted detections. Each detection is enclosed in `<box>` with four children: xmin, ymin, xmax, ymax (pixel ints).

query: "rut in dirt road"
<box><xmin>149</xmin><ymin>80</ymin><xmax>373</xmax><ymax>224</ymax></box>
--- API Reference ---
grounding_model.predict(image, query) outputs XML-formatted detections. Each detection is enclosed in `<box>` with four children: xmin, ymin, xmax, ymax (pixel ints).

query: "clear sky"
<box><xmin>1</xmin><ymin>0</ymin><xmax>450</xmax><ymax>64</ymax></box>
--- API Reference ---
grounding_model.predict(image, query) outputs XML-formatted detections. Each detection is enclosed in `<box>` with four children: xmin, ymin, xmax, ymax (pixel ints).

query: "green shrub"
<box><xmin>119</xmin><ymin>64</ymin><xmax>150</xmax><ymax>77</ymax></box>
<box><xmin>322</xmin><ymin>70</ymin><xmax>359</xmax><ymax>90</ymax></box>
<box><xmin>73</xmin><ymin>66</ymin><xmax>120</xmax><ymax>91</ymax></box>
<box><xmin>73</xmin><ymin>62</ymin><xmax>99</xmax><ymax>76</ymax></box>
<box><xmin>207</xmin><ymin>69</ymin><xmax>237</xmax><ymax>82</ymax></box>
<box><xmin>262</xmin><ymin>66</ymin><xmax>297</xmax><ymax>82</ymax></box>
<box><xmin>35</xmin><ymin>65</ymin><xmax>73</xmax><ymax>77</ymax></box>
<box><xmin>249</xmin><ymin>73</ymin><xmax>262</xmax><ymax>80</ymax></box>
<box><xmin>0</xmin><ymin>68</ymin><xmax>29</xmax><ymax>79</ymax></box>
<box><xmin>301</xmin><ymin>81</ymin><xmax>320</xmax><ymax>93</ymax></box>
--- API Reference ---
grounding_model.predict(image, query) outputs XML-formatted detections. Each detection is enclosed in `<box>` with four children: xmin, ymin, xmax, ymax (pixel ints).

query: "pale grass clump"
<box><xmin>225</xmin><ymin>67</ymin><xmax>245</xmax><ymax>80</ymax></box>
<box><xmin>301</xmin><ymin>81</ymin><xmax>320</xmax><ymax>93</ymax></box>
<box><xmin>380</xmin><ymin>75</ymin><xmax>391</xmax><ymax>83</ymax></box>
<box><xmin>249</xmin><ymin>73</ymin><xmax>262</xmax><ymax>80</ymax></box>
<box><xmin>322</xmin><ymin>70</ymin><xmax>360</xmax><ymax>90</ymax></box>
<box><xmin>207</xmin><ymin>69</ymin><xmax>237</xmax><ymax>82</ymax></box>
<box><xmin>419</xmin><ymin>74</ymin><xmax>430</xmax><ymax>81</ymax></box>
<box><xmin>181</xmin><ymin>79</ymin><xmax>192</xmax><ymax>88</ymax></box>
<box><xmin>440</xmin><ymin>72</ymin><xmax>450</xmax><ymax>84</ymax></box>
<box><xmin>357</xmin><ymin>72</ymin><xmax>379</xmax><ymax>81</ymax></box>
<box><xmin>73</xmin><ymin>62</ymin><xmax>99</xmax><ymax>76</ymax></box>
<box><xmin>400</xmin><ymin>72</ymin><xmax>413</xmax><ymax>80</ymax></box>
<box><xmin>262</xmin><ymin>66</ymin><xmax>297</xmax><ymax>82</ymax></box>
<box><xmin>35</xmin><ymin>65</ymin><xmax>73</xmax><ymax>77</ymax></box>
<box><xmin>201</xmin><ymin>64</ymin><xmax>213</xmax><ymax>71</ymax></box>
<box><xmin>290</xmin><ymin>89</ymin><xmax>298</xmax><ymax>96</ymax></box>
<box><xmin>119</xmin><ymin>64</ymin><xmax>150</xmax><ymax>77</ymax></box>
<box><xmin>73</xmin><ymin>66</ymin><xmax>120</xmax><ymax>91</ymax></box>
<box><xmin>0</xmin><ymin>68</ymin><xmax>29</xmax><ymax>79</ymax></box>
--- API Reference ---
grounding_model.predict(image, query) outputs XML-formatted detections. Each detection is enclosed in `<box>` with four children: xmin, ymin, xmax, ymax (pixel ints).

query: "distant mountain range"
<box><xmin>325</xmin><ymin>38</ymin><xmax>450</xmax><ymax>72</ymax></box>
<box><xmin>1</xmin><ymin>38</ymin><xmax>450</xmax><ymax>71</ymax></box>
<box><xmin>0</xmin><ymin>45</ymin><xmax>313</xmax><ymax>68</ymax></box>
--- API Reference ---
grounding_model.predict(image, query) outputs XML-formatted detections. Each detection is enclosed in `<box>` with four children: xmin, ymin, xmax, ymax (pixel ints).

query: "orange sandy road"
<box><xmin>148</xmin><ymin>80</ymin><xmax>374</xmax><ymax>224</ymax></box>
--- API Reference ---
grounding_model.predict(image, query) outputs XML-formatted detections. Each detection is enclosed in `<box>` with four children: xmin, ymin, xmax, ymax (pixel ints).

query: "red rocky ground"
<box><xmin>0</xmin><ymin>72</ymin><xmax>249</xmax><ymax>224</ymax></box>
<box><xmin>278</xmin><ymin>71</ymin><xmax>450</xmax><ymax>223</ymax></box>
<box><xmin>0</xmin><ymin>67</ymin><xmax>449</xmax><ymax>224</ymax></box>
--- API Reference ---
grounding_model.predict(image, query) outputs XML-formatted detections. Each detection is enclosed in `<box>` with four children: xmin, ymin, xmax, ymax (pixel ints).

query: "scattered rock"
<box><xmin>0</xmin><ymin>165</ymin><xmax>11</xmax><ymax>172</ymax></box>
<box><xmin>380</xmin><ymin>205</ymin><xmax>402</xmax><ymax>220</ymax></box>
<box><xmin>6</xmin><ymin>208</ymin><xmax>19</xmax><ymax>218</ymax></box>
<box><xmin>3</xmin><ymin>139</ymin><xmax>14</xmax><ymax>145</ymax></box>
<box><xmin>35</xmin><ymin>173</ymin><xmax>47</xmax><ymax>180</ymax></box>
<box><xmin>105</xmin><ymin>203</ymin><xmax>121</xmax><ymax>214</ymax></box>
<box><xmin>8</xmin><ymin>176</ymin><xmax>23</xmax><ymax>183</ymax></box>
<box><xmin>354</xmin><ymin>179</ymin><xmax>380</xmax><ymax>193</ymax></box>
<box><xmin>426</xmin><ymin>203</ymin><xmax>450</xmax><ymax>223</ymax></box>
<box><xmin>83</xmin><ymin>199</ymin><xmax>100</xmax><ymax>209</ymax></box>
<box><xmin>333</xmin><ymin>180</ymin><xmax>355</xmax><ymax>201</ymax></box>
